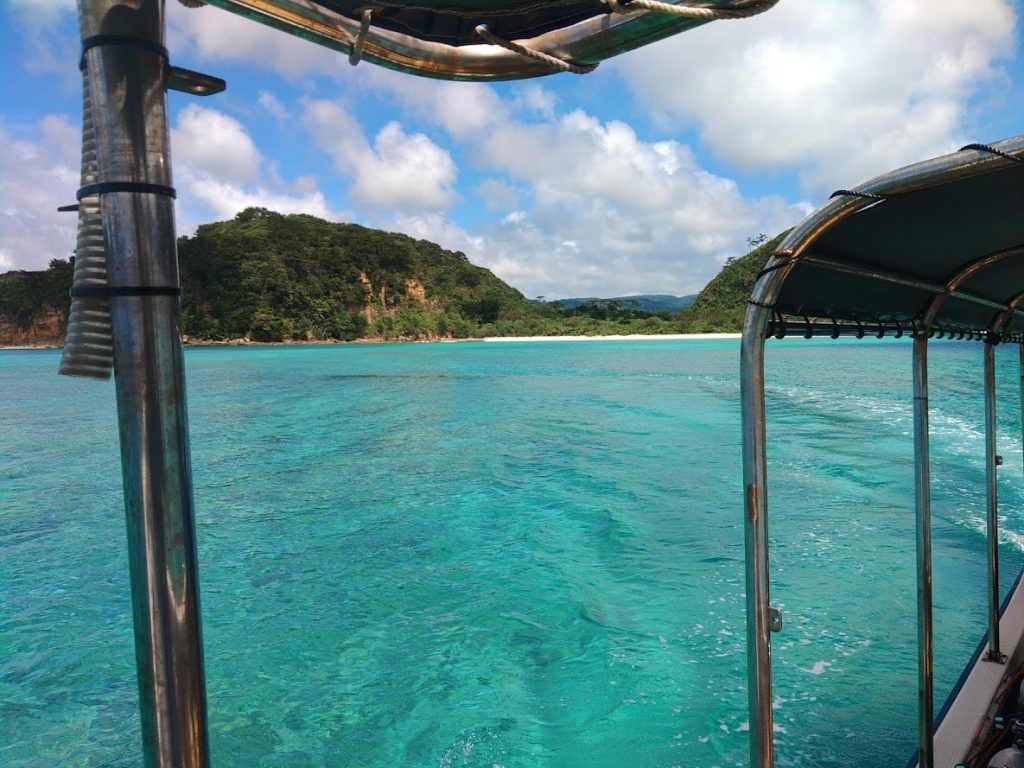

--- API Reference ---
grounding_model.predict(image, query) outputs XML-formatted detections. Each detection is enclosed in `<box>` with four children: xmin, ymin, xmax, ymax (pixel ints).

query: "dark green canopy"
<box><xmin>749</xmin><ymin>138</ymin><xmax>1024</xmax><ymax>342</ymax></box>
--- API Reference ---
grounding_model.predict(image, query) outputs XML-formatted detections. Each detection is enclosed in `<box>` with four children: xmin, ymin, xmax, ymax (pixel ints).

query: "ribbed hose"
<box><xmin>59</xmin><ymin>62</ymin><xmax>114</xmax><ymax>379</ymax></box>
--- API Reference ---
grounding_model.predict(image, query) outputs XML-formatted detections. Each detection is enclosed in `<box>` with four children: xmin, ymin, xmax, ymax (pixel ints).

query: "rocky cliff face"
<box><xmin>0</xmin><ymin>306</ymin><xmax>66</xmax><ymax>347</ymax></box>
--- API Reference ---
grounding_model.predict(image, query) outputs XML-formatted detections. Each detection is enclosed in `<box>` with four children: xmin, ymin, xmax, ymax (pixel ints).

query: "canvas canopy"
<box><xmin>748</xmin><ymin>136</ymin><xmax>1024</xmax><ymax>343</ymax></box>
<box><xmin>191</xmin><ymin>0</ymin><xmax>777</xmax><ymax>79</ymax></box>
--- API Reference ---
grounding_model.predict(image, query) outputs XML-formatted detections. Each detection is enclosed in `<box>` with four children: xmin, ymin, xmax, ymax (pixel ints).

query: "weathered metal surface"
<box><xmin>78</xmin><ymin>1</ymin><xmax>210</xmax><ymax>765</ymax></box>
<box><xmin>194</xmin><ymin>0</ymin><xmax>761</xmax><ymax>80</ymax></box>
<box><xmin>913</xmin><ymin>335</ymin><xmax>934</xmax><ymax>768</ymax></box>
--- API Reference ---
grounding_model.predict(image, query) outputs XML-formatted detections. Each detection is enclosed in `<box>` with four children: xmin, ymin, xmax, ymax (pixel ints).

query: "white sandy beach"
<box><xmin>479</xmin><ymin>333</ymin><xmax>742</xmax><ymax>342</ymax></box>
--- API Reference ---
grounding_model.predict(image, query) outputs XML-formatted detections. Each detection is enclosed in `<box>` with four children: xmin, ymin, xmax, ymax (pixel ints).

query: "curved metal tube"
<box><xmin>921</xmin><ymin>246</ymin><xmax>1024</xmax><ymax>329</ymax></box>
<box><xmin>740</xmin><ymin>299</ymin><xmax>774</xmax><ymax>768</ymax></box>
<box><xmin>200</xmin><ymin>0</ymin><xmax>737</xmax><ymax>80</ymax></box>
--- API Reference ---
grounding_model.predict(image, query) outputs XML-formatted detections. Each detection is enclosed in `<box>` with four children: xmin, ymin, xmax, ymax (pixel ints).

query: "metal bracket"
<box><xmin>769</xmin><ymin>607</ymin><xmax>783</xmax><ymax>633</ymax></box>
<box><xmin>166</xmin><ymin>65</ymin><xmax>225</xmax><ymax>96</ymax></box>
<box><xmin>985</xmin><ymin>648</ymin><xmax>1008</xmax><ymax>664</ymax></box>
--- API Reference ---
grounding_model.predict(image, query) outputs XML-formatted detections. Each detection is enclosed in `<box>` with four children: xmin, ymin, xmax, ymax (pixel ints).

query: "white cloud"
<box><xmin>258</xmin><ymin>91</ymin><xmax>289</xmax><ymax>121</ymax></box>
<box><xmin>170</xmin><ymin>105</ymin><xmax>345</xmax><ymax>231</ymax></box>
<box><xmin>615</xmin><ymin>0</ymin><xmax>1017</xmax><ymax>193</ymax></box>
<box><xmin>302</xmin><ymin>99</ymin><xmax>457</xmax><ymax>213</ymax></box>
<box><xmin>357</xmin><ymin>67</ymin><xmax>507</xmax><ymax>140</ymax></box>
<box><xmin>172</xmin><ymin>103</ymin><xmax>261</xmax><ymax>184</ymax></box>
<box><xmin>512</xmin><ymin>84</ymin><xmax>559</xmax><ymax>120</ymax></box>
<box><xmin>175</xmin><ymin>167</ymin><xmax>334</xmax><ymax>223</ymax></box>
<box><xmin>0</xmin><ymin>115</ymin><xmax>79</xmax><ymax>272</ymax></box>
<box><xmin>369</xmin><ymin>106</ymin><xmax>807</xmax><ymax>299</ymax></box>
<box><xmin>443</xmin><ymin>108</ymin><xmax>806</xmax><ymax>297</ymax></box>
<box><xmin>167</xmin><ymin>0</ymin><xmax>341</xmax><ymax>77</ymax></box>
<box><xmin>475</xmin><ymin>179</ymin><xmax>519</xmax><ymax>211</ymax></box>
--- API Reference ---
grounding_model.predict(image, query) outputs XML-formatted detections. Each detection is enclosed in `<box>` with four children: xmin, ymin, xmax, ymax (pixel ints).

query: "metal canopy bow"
<box><xmin>741</xmin><ymin>136</ymin><xmax>1024</xmax><ymax>768</ymax></box>
<box><xmin>62</xmin><ymin>1</ymin><xmax>777</xmax><ymax>767</ymax></box>
<box><xmin>192</xmin><ymin>0</ymin><xmax>778</xmax><ymax>78</ymax></box>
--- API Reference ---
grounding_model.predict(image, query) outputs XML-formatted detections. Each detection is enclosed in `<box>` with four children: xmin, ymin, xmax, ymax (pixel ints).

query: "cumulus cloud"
<box><xmin>173</xmin><ymin>104</ymin><xmax>262</xmax><ymax>185</ymax></box>
<box><xmin>167</xmin><ymin>0</ymin><xmax>340</xmax><ymax>77</ymax></box>
<box><xmin>615</xmin><ymin>0</ymin><xmax>1017</xmax><ymax>193</ymax></box>
<box><xmin>450</xmin><ymin>109</ymin><xmax>806</xmax><ymax>297</ymax></box>
<box><xmin>0</xmin><ymin>116</ymin><xmax>79</xmax><ymax>272</ymax></box>
<box><xmin>171</xmin><ymin>105</ymin><xmax>343</xmax><ymax>230</ymax></box>
<box><xmin>357</xmin><ymin>67</ymin><xmax>507</xmax><ymax>140</ymax></box>
<box><xmin>303</xmin><ymin>98</ymin><xmax>457</xmax><ymax>213</ymax></box>
<box><xmin>367</xmin><ymin>106</ymin><xmax>806</xmax><ymax>299</ymax></box>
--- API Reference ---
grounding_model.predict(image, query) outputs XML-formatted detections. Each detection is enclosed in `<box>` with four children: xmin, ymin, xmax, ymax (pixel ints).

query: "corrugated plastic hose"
<box><xmin>59</xmin><ymin>65</ymin><xmax>113</xmax><ymax>379</ymax></box>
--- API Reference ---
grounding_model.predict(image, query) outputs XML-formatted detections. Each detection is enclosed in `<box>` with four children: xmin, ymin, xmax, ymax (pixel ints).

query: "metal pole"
<box><xmin>912</xmin><ymin>335</ymin><xmax>934</xmax><ymax>767</ymax></box>
<box><xmin>78</xmin><ymin>1</ymin><xmax>210</xmax><ymax>765</ymax></box>
<box><xmin>984</xmin><ymin>340</ymin><xmax>1004</xmax><ymax>662</ymax></box>
<box><xmin>741</xmin><ymin>310</ymin><xmax>774</xmax><ymax>768</ymax></box>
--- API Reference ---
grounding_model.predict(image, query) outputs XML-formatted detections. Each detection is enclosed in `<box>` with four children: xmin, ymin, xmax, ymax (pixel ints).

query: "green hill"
<box><xmin>176</xmin><ymin>207</ymin><xmax>536</xmax><ymax>341</ymax></box>
<box><xmin>682</xmin><ymin>232</ymin><xmax>789</xmax><ymax>332</ymax></box>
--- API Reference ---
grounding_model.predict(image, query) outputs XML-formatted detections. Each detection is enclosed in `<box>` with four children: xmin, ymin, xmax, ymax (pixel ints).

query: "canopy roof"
<box><xmin>748</xmin><ymin>136</ymin><xmax>1024</xmax><ymax>344</ymax></box>
<box><xmin>195</xmin><ymin>0</ymin><xmax>776</xmax><ymax>79</ymax></box>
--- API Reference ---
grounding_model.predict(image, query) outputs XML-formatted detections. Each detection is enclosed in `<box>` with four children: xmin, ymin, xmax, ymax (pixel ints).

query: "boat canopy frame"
<box><xmin>191</xmin><ymin>0</ymin><xmax>778</xmax><ymax>80</ymax></box>
<box><xmin>740</xmin><ymin>136</ymin><xmax>1024</xmax><ymax>768</ymax></box>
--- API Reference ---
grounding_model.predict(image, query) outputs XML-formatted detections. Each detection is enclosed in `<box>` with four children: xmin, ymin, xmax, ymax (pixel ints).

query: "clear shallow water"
<box><xmin>2</xmin><ymin>338</ymin><xmax>1023</xmax><ymax>767</ymax></box>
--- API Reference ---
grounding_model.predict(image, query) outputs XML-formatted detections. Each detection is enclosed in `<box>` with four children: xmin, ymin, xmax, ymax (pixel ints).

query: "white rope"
<box><xmin>349</xmin><ymin>9</ymin><xmax>372</xmax><ymax>66</ymax></box>
<box><xmin>474</xmin><ymin>24</ymin><xmax>597</xmax><ymax>75</ymax></box>
<box><xmin>606</xmin><ymin>0</ymin><xmax>779</xmax><ymax>20</ymax></box>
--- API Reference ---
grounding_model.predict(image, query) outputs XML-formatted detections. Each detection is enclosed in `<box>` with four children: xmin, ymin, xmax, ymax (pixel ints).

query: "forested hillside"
<box><xmin>682</xmin><ymin>232</ymin><xmax>789</xmax><ymax>332</ymax></box>
<box><xmin>177</xmin><ymin>207</ymin><xmax>534</xmax><ymax>341</ymax></box>
<box><xmin>0</xmin><ymin>209</ymin><xmax>787</xmax><ymax>345</ymax></box>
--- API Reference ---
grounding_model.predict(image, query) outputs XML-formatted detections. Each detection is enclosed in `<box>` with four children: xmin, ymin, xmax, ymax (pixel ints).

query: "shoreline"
<box><xmin>1</xmin><ymin>332</ymin><xmax>742</xmax><ymax>351</ymax></box>
<box><xmin>477</xmin><ymin>333</ymin><xmax>740</xmax><ymax>343</ymax></box>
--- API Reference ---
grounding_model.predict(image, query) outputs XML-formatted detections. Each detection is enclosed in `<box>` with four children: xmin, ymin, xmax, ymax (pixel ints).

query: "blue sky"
<box><xmin>2</xmin><ymin>0</ymin><xmax>1022</xmax><ymax>298</ymax></box>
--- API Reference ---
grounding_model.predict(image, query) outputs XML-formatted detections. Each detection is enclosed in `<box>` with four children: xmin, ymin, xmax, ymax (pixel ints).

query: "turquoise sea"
<box><xmin>3</xmin><ymin>338</ymin><xmax>1024</xmax><ymax>767</ymax></box>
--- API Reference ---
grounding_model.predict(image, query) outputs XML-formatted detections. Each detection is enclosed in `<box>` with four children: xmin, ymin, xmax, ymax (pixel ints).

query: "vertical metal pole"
<box><xmin>741</xmin><ymin>314</ymin><xmax>774</xmax><ymax>768</ymax></box>
<box><xmin>984</xmin><ymin>340</ymin><xmax>1004</xmax><ymax>662</ymax></box>
<box><xmin>79</xmin><ymin>1</ymin><xmax>210</xmax><ymax>766</ymax></box>
<box><xmin>912</xmin><ymin>335</ymin><xmax>934</xmax><ymax>768</ymax></box>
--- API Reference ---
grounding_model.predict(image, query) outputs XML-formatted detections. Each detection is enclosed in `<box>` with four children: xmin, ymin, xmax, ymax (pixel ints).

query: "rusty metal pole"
<box><xmin>984</xmin><ymin>339</ymin><xmax>1004</xmax><ymax>663</ymax></box>
<box><xmin>912</xmin><ymin>334</ymin><xmax>934</xmax><ymax>768</ymax></box>
<box><xmin>741</xmin><ymin>304</ymin><xmax>774</xmax><ymax>768</ymax></box>
<box><xmin>77</xmin><ymin>1</ymin><xmax>210</xmax><ymax>765</ymax></box>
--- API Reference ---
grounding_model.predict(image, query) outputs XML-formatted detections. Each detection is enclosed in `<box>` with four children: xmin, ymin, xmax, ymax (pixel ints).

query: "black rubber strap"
<box><xmin>747</xmin><ymin>299</ymin><xmax>774</xmax><ymax>310</ymax></box>
<box><xmin>71</xmin><ymin>285</ymin><xmax>182</xmax><ymax>298</ymax></box>
<box><xmin>80</xmin><ymin>34</ymin><xmax>168</xmax><ymax>71</ymax></box>
<box><xmin>829</xmin><ymin>189</ymin><xmax>886</xmax><ymax>201</ymax></box>
<box><xmin>77</xmin><ymin>182</ymin><xmax>176</xmax><ymax>200</ymax></box>
<box><xmin>755</xmin><ymin>257</ymin><xmax>796</xmax><ymax>280</ymax></box>
<box><xmin>960</xmin><ymin>143</ymin><xmax>1024</xmax><ymax>165</ymax></box>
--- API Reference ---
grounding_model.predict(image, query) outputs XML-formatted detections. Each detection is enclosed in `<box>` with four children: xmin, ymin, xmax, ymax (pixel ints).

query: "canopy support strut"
<box><xmin>741</xmin><ymin>305</ymin><xmax>774</xmax><ymax>768</ymax></box>
<box><xmin>78</xmin><ymin>1</ymin><xmax>210</xmax><ymax>765</ymax></box>
<box><xmin>985</xmin><ymin>340</ymin><xmax>1006</xmax><ymax>663</ymax></box>
<box><xmin>913</xmin><ymin>335</ymin><xmax>935</xmax><ymax>768</ymax></box>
